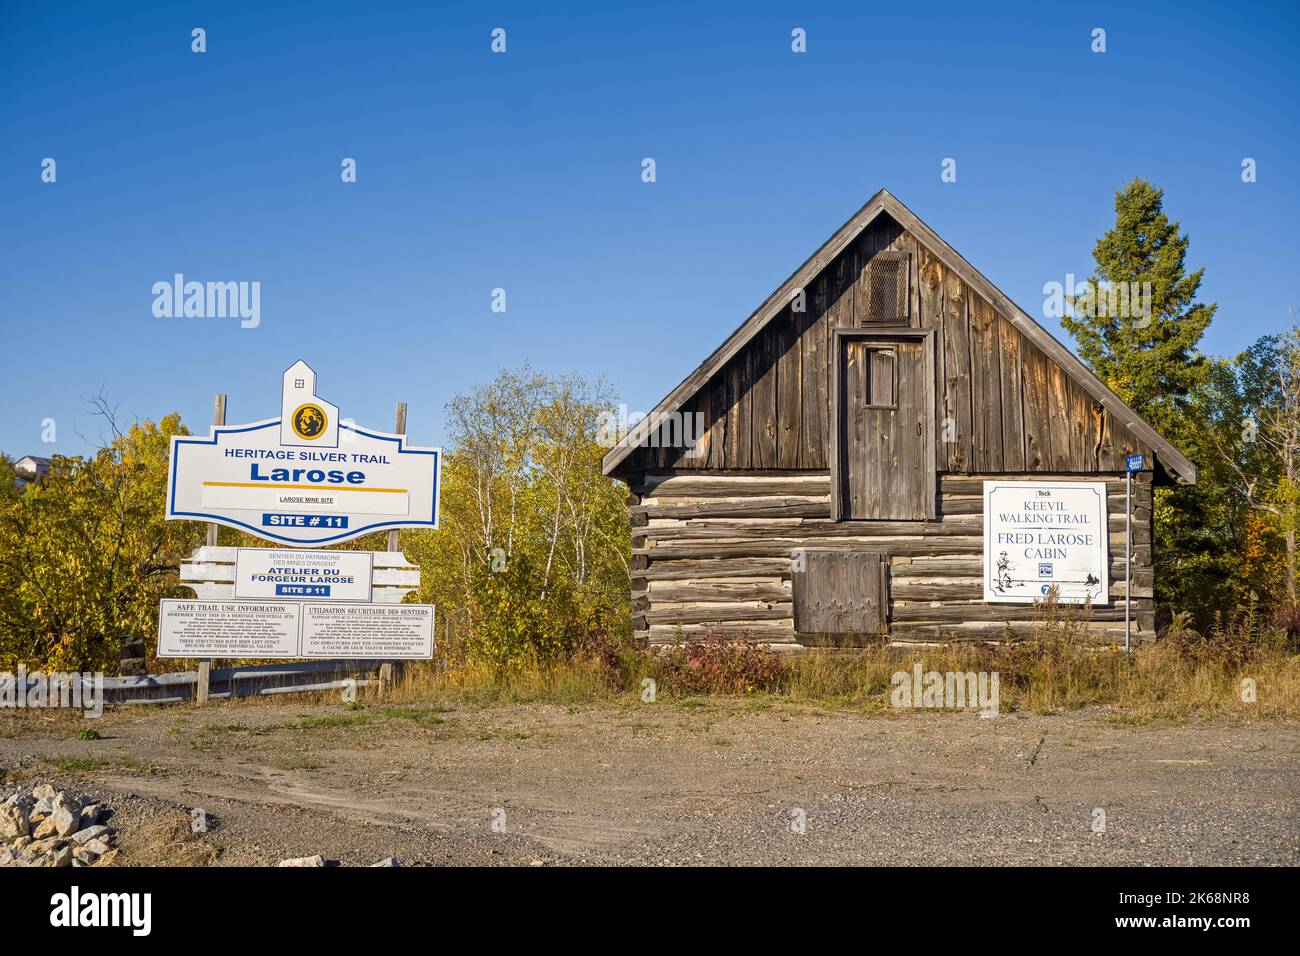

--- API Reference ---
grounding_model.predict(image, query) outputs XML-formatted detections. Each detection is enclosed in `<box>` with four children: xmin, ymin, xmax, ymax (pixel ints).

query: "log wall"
<box><xmin>628</xmin><ymin>470</ymin><xmax>1154</xmax><ymax>647</ymax></box>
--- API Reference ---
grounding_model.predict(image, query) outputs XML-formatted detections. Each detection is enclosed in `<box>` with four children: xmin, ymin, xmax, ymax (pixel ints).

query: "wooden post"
<box><xmin>1124</xmin><ymin>468</ymin><xmax>1132</xmax><ymax>657</ymax></box>
<box><xmin>378</xmin><ymin>402</ymin><xmax>408</xmax><ymax>699</ymax></box>
<box><xmin>197</xmin><ymin>393</ymin><xmax>227</xmax><ymax>705</ymax></box>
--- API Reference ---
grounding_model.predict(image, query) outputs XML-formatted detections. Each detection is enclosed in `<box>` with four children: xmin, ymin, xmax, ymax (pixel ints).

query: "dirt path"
<box><xmin>2</xmin><ymin>698</ymin><xmax>1296</xmax><ymax>865</ymax></box>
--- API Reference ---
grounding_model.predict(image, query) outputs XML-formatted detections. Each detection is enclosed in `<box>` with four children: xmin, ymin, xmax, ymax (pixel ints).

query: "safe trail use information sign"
<box><xmin>157</xmin><ymin>601</ymin><xmax>435</xmax><ymax>660</ymax></box>
<box><xmin>983</xmin><ymin>480</ymin><xmax>1109</xmax><ymax>604</ymax></box>
<box><xmin>166</xmin><ymin>361</ymin><xmax>441</xmax><ymax>546</ymax></box>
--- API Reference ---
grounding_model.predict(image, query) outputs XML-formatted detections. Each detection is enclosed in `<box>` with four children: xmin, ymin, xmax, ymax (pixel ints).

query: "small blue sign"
<box><xmin>1125</xmin><ymin>454</ymin><xmax>1145</xmax><ymax>473</ymax></box>
<box><xmin>275</xmin><ymin>584</ymin><xmax>332</xmax><ymax>597</ymax></box>
<box><xmin>261</xmin><ymin>513</ymin><xmax>350</xmax><ymax>529</ymax></box>
<box><xmin>1038</xmin><ymin>562</ymin><xmax>1053</xmax><ymax>578</ymax></box>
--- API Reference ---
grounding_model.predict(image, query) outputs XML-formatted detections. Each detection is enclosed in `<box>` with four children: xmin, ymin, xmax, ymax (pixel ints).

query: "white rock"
<box><xmin>0</xmin><ymin>803</ymin><xmax>30</xmax><ymax>840</ymax></box>
<box><xmin>31</xmin><ymin>784</ymin><xmax>55</xmax><ymax>801</ymax></box>
<box><xmin>50</xmin><ymin>804</ymin><xmax>79</xmax><ymax>839</ymax></box>
<box><xmin>370</xmin><ymin>857</ymin><xmax>400</xmax><ymax>867</ymax></box>
<box><xmin>70</xmin><ymin>824</ymin><xmax>110</xmax><ymax>845</ymax></box>
<box><xmin>83</xmin><ymin>838</ymin><xmax>112</xmax><ymax>856</ymax></box>
<box><xmin>48</xmin><ymin>845</ymin><xmax>74</xmax><ymax>867</ymax></box>
<box><xmin>278</xmin><ymin>855</ymin><xmax>325</xmax><ymax>867</ymax></box>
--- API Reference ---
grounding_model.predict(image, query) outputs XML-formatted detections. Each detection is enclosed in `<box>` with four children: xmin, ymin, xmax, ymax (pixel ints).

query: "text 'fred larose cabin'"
<box><xmin>603</xmin><ymin>190</ymin><xmax>1196</xmax><ymax>647</ymax></box>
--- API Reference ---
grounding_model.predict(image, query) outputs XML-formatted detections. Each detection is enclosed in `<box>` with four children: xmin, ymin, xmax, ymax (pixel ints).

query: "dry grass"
<box><xmin>378</xmin><ymin>607</ymin><xmax>1300</xmax><ymax>721</ymax></box>
<box><xmin>781</xmin><ymin>641</ymin><xmax>1300</xmax><ymax>719</ymax></box>
<box><xmin>113</xmin><ymin>808</ymin><xmax>219</xmax><ymax>867</ymax></box>
<box><xmin>386</xmin><ymin>654</ymin><xmax>644</xmax><ymax>708</ymax></box>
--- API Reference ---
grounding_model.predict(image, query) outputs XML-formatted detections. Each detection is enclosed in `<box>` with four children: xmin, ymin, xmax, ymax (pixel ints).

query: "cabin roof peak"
<box><xmin>602</xmin><ymin>189</ymin><xmax>1196</xmax><ymax>485</ymax></box>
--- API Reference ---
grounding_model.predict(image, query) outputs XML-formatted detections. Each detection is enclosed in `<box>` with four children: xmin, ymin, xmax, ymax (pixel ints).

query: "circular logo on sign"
<box><xmin>292</xmin><ymin>403</ymin><xmax>327</xmax><ymax>440</ymax></box>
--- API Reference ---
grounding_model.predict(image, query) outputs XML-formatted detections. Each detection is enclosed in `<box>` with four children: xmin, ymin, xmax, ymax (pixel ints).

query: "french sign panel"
<box><xmin>157</xmin><ymin>601</ymin><xmax>302</xmax><ymax>658</ymax></box>
<box><xmin>983</xmin><ymin>480</ymin><xmax>1109</xmax><ymax>605</ymax></box>
<box><xmin>157</xmin><ymin>600</ymin><xmax>434</xmax><ymax>659</ymax></box>
<box><xmin>299</xmin><ymin>604</ymin><xmax>435</xmax><ymax>659</ymax></box>
<box><xmin>233</xmin><ymin>548</ymin><xmax>373</xmax><ymax>601</ymax></box>
<box><xmin>166</xmin><ymin>361</ymin><xmax>441</xmax><ymax>546</ymax></box>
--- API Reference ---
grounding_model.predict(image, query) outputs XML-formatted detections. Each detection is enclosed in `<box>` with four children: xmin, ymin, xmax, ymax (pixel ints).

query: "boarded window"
<box><xmin>865</xmin><ymin>251</ymin><xmax>909</xmax><ymax>323</ymax></box>
<box><xmin>863</xmin><ymin>347</ymin><xmax>897</xmax><ymax>407</ymax></box>
<box><xmin>793</xmin><ymin>550</ymin><xmax>889</xmax><ymax>635</ymax></box>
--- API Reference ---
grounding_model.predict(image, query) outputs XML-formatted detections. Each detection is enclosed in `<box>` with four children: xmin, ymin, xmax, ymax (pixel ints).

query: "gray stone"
<box><xmin>72</xmin><ymin>847</ymin><xmax>99</xmax><ymax>866</ymax></box>
<box><xmin>70</xmin><ymin>824</ymin><xmax>110</xmax><ymax>845</ymax></box>
<box><xmin>83</xmin><ymin>837</ymin><xmax>112</xmax><ymax>856</ymax></box>
<box><xmin>48</xmin><ymin>845</ymin><xmax>73</xmax><ymax>868</ymax></box>
<box><xmin>370</xmin><ymin>857</ymin><xmax>400</xmax><ymax>867</ymax></box>
<box><xmin>0</xmin><ymin>849</ymin><xmax>13</xmax><ymax>867</ymax></box>
<box><xmin>50</xmin><ymin>797</ymin><xmax>79</xmax><ymax>838</ymax></box>
<box><xmin>78</xmin><ymin>804</ymin><xmax>104</xmax><ymax>828</ymax></box>
<box><xmin>278</xmin><ymin>855</ymin><xmax>325</xmax><ymax>867</ymax></box>
<box><xmin>33</xmin><ymin>795</ymin><xmax>54</xmax><ymax>817</ymax></box>
<box><xmin>31</xmin><ymin>784</ymin><xmax>55</xmax><ymax>801</ymax></box>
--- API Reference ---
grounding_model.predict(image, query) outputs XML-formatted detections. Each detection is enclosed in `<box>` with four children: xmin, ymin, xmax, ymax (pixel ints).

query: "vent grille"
<box><xmin>865</xmin><ymin>251</ymin><xmax>909</xmax><ymax>322</ymax></box>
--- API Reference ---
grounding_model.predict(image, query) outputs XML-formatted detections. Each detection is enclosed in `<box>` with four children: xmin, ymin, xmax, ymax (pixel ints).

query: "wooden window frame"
<box><xmin>861</xmin><ymin>344</ymin><xmax>899</xmax><ymax>409</ymax></box>
<box><xmin>830</xmin><ymin>326</ymin><xmax>938</xmax><ymax>522</ymax></box>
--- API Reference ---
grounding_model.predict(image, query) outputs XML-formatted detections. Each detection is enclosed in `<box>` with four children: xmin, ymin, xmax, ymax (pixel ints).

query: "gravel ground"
<box><xmin>1</xmin><ymin>698</ymin><xmax>1295</xmax><ymax>866</ymax></box>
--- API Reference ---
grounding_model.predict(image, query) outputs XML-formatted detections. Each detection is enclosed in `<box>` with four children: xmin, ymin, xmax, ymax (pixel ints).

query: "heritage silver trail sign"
<box><xmin>165</xmin><ymin>361</ymin><xmax>441</xmax><ymax>545</ymax></box>
<box><xmin>983</xmin><ymin>480</ymin><xmax>1109</xmax><ymax>605</ymax></box>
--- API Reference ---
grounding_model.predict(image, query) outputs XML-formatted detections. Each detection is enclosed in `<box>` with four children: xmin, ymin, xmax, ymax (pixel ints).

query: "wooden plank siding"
<box><xmin>628</xmin><ymin>471</ymin><xmax>1155</xmax><ymax>646</ymax></box>
<box><xmin>623</xmin><ymin>213</ymin><xmax>1156</xmax><ymax>476</ymax></box>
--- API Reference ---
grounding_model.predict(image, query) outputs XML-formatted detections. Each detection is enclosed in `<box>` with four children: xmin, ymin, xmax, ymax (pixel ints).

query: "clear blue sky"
<box><xmin>2</xmin><ymin>0</ymin><xmax>1297</xmax><ymax>456</ymax></box>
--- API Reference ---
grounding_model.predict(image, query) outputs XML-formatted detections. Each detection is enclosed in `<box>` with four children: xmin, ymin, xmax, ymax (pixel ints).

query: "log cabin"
<box><xmin>603</xmin><ymin>190</ymin><xmax>1196</xmax><ymax>647</ymax></box>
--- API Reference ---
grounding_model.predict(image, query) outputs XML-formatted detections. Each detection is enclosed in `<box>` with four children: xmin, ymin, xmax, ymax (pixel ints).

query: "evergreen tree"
<box><xmin>1064</xmin><ymin>181</ymin><xmax>1223</xmax><ymax>625</ymax></box>
<box><xmin>1062</xmin><ymin>179</ymin><xmax>1215</xmax><ymax>439</ymax></box>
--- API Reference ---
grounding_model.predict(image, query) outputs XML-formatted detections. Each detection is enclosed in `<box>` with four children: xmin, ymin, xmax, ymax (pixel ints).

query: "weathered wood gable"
<box><xmin>616</xmin><ymin>212</ymin><xmax>1155</xmax><ymax>478</ymax></box>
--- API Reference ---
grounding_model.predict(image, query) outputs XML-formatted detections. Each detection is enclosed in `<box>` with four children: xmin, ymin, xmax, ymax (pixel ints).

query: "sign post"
<box><xmin>379</xmin><ymin>402</ymin><xmax>408</xmax><ymax>699</ymax></box>
<box><xmin>197</xmin><ymin>393</ymin><xmax>227</xmax><ymax>705</ymax></box>
<box><xmin>1124</xmin><ymin>454</ymin><xmax>1146</xmax><ymax>656</ymax></box>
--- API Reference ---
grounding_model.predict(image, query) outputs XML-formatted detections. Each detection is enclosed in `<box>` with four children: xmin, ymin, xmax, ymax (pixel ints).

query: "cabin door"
<box><xmin>835</xmin><ymin>332</ymin><xmax>934</xmax><ymax>521</ymax></box>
